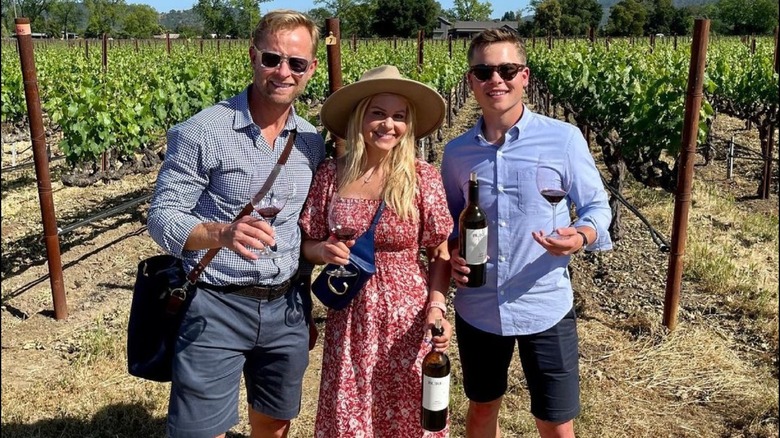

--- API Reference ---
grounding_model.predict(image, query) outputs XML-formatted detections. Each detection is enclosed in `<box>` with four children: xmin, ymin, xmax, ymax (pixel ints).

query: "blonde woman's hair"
<box><xmin>338</xmin><ymin>95</ymin><xmax>419</xmax><ymax>222</ymax></box>
<box><xmin>252</xmin><ymin>10</ymin><xmax>320</xmax><ymax>57</ymax></box>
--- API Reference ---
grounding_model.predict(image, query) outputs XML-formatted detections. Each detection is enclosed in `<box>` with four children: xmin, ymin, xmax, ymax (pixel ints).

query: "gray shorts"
<box><xmin>166</xmin><ymin>284</ymin><xmax>310</xmax><ymax>438</ymax></box>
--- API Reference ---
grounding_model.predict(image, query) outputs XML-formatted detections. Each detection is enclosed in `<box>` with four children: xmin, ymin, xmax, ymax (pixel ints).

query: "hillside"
<box><xmin>158</xmin><ymin>9</ymin><xmax>203</xmax><ymax>32</ymax></box>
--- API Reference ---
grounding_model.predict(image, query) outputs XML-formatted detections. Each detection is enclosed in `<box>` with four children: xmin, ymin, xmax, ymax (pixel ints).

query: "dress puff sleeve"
<box><xmin>416</xmin><ymin>160</ymin><xmax>454</xmax><ymax>248</ymax></box>
<box><xmin>299</xmin><ymin>159</ymin><xmax>337</xmax><ymax>242</ymax></box>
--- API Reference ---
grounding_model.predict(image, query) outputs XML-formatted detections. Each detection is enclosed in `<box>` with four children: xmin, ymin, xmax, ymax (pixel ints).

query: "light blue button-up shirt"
<box><xmin>148</xmin><ymin>87</ymin><xmax>325</xmax><ymax>286</ymax></box>
<box><xmin>441</xmin><ymin>106</ymin><xmax>612</xmax><ymax>336</ymax></box>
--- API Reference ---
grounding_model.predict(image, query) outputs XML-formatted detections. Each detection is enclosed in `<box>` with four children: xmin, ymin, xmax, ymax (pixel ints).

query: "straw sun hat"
<box><xmin>320</xmin><ymin>65</ymin><xmax>446</xmax><ymax>140</ymax></box>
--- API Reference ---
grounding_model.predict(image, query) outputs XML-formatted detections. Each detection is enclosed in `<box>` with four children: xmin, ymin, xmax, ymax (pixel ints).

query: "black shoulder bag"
<box><xmin>312</xmin><ymin>201</ymin><xmax>385</xmax><ymax>311</ymax></box>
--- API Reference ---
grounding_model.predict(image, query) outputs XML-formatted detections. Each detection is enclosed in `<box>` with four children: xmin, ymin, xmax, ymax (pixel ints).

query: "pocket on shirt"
<box><xmin>517</xmin><ymin>169</ymin><xmax>544</xmax><ymax>216</ymax></box>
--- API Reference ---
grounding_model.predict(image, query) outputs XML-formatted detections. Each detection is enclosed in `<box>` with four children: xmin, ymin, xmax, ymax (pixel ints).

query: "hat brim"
<box><xmin>320</xmin><ymin>77</ymin><xmax>445</xmax><ymax>140</ymax></box>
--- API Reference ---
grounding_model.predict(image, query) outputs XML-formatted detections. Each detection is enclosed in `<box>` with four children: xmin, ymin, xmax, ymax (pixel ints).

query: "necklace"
<box><xmin>362</xmin><ymin>168</ymin><xmax>376</xmax><ymax>184</ymax></box>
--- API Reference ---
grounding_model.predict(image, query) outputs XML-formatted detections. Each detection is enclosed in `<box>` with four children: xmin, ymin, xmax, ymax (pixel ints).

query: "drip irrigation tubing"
<box><xmin>57</xmin><ymin>192</ymin><xmax>153</xmax><ymax>236</ymax></box>
<box><xmin>2</xmin><ymin>154</ymin><xmax>66</xmax><ymax>172</ymax></box>
<box><xmin>600</xmin><ymin>175</ymin><xmax>671</xmax><ymax>253</ymax></box>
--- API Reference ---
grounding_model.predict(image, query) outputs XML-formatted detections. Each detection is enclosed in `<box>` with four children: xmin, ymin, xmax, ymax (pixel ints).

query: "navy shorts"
<box><xmin>455</xmin><ymin>307</ymin><xmax>580</xmax><ymax>423</ymax></box>
<box><xmin>166</xmin><ymin>284</ymin><xmax>310</xmax><ymax>438</ymax></box>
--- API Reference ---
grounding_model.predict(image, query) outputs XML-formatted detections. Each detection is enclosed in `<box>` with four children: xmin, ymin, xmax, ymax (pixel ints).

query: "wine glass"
<box><xmin>326</xmin><ymin>192</ymin><xmax>358</xmax><ymax>277</ymax></box>
<box><xmin>250</xmin><ymin>167</ymin><xmax>295</xmax><ymax>258</ymax></box>
<box><xmin>536</xmin><ymin>157</ymin><xmax>572</xmax><ymax>239</ymax></box>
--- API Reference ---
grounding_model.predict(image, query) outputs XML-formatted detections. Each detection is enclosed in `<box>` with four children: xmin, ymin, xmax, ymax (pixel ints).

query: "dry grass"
<box><xmin>576</xmin><ymin>321</ymin><xmax>778</xmax><ymax>438</ymax></box>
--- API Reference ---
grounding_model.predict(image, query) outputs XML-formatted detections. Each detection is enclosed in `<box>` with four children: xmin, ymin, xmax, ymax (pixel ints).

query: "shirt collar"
<box><xmin>472</xmin><ymin>104</ymin><xmax>533</xmax><ymax>145</ymax></box>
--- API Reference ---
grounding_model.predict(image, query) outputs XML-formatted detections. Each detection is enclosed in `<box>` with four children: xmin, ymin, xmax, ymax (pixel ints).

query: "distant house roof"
<box><xmin>449</xmin><ymin>20</ymin><xmax>519</xmax><ymax>31</ymax></box>
<box><xmin>433</xmin><ymin>17</ymin><xmax>519</xmax><ymax>39</ymax></box>
<box><xmin>153</xmin><ymin>33</ymin><xmax>180</xmax><ymax>39</ymax></box>
<box><xmin>438</xmin><ymin>17</ymin><xmax>454</xmax><ymax>26</ymax></box>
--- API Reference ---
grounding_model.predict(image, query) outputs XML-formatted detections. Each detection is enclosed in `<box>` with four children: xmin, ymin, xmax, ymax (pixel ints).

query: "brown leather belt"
<box><xmin>198</xmin><ymin>275</ymin><xmax>296</xmax><ymax>301</ymax></box>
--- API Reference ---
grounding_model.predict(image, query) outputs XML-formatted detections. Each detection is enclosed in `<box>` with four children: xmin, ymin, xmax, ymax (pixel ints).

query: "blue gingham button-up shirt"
<box><xmin>148</xmin><ymin>87</ymin><xmax>325</xmax><ymax>286</ymax></box>
<box><xmin>441</xmin><ymin>106</ymin><xmax>613</xmax><ymax>336</ymax></box>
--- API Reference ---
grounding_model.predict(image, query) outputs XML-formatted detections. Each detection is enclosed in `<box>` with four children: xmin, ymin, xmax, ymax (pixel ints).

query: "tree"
<box><xmin>306</xmin><ymin>6</ymin><xmax>331</xmax><ymax>36</ymax></box>
<box><xmin>159</xmin><ymin>8</ymin><xmax>205</xmax><ymax>35</ymax></box>
<box><xmin>642</xmin><ymin>0</ymin><xmax>674</xmax><ymax>35</ymax></box>
<box><xmin>14</xmin><ymin>0</ymin><xmax>55</xmax><ymax>31</ymax></box>
<box><xmin>715</xmin><ymin>0</ymin><xmax>778</xmax><ymax>35</ymax></box>
<box><xmin>49</xmin><ymin>0</ymin><xmax>84</xmax><ymax>38</ymax></box>
<box><xmin>533</xmin><ymin>0</ymin><xmax>562</xmax><ymax>36</ymax></box>
<box><xmin>517</xmin><ymin>19</ymin><xmax>536</xmax><ymax>36</ymax></box>
<box><xmin>1</xmin><ymin>0</ymin><xmax>12</xmax><ymax>37</ymax></box>
<box><xmin>83</xmin><ymin>0</ymin><xmax>125</xmax><ymax>37</ymax></box>
<box><xmin>448</xmin><ymin>0</ymin><xmax>492</xmax><ymax>21</ymax></box>
<box><xmin>558</xmin><ymin>0</ymin><xmax>602</xmax><ymax>36</ymax></box>
<box><xmin>313</xmin><ymin>0</ymin><xmax>369</xmax><ymax>38</ymax></box>
<box><xmin>347</xmin><ymin>1</ymin><xmax>377</xmax><ymax>37</ymax></box>
<box><xmin>668</xmin><ymin>5</ymin><xmax>693</xmax><ymax>35</ymax></box>
<box><xmin>372</xmin><ymin>0</ymin><xmax>439</xmax><ymax>37</ymax></box>
<box><xmin>121</xmin><ymin>4</ymin><xmax>160</xmax><ymax>38</ymax></box>
<box><xmin>501</xmin><ymin>11</ymin><xmax>516</xmax><ymax>21</ymax></box>
<box><xmin>194</xmin><ymin>0</ymin><xmax>235</xmax><ymax>37</ymax></box>
<box><xmin>532</xmin><ymin>0</ymin><xmax>600</xmax><ymax>36</ymax></box>
<box><xmin>232</xmin><ymin>0</ymin><xmax>259</xmax><ymax>39</ymax></box>
<box><xmin>605</xmin><ymin>0</ymin><xmax>646</xmax><ymax>36</ymax></box>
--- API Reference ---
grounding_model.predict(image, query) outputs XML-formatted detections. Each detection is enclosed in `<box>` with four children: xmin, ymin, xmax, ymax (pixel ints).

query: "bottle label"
<box><xmin>463</xmin><ymin>227</ymin><xmax>487</xmax><ymax>265</ymax></box>
<box><xmin>422</xmin><ymin>375</ymin><xmax>450</xmax><ymax>411</ymax></box>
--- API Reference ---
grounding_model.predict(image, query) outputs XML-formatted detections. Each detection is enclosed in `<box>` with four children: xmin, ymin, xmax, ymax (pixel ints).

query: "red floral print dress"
<box><xmin>300</xmin><ymin>159</ymin><xmax>453</xmax><ymax>438</ymax></box>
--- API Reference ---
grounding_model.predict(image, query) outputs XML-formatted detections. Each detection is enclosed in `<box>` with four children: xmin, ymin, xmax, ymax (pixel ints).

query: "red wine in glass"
<box><xmin>250</xmin><ymin>168</ymin><xmax>294</xmax><ymax>258</ymax></box>
<box><xmin>536</xmin><ymin>157</ymin><xmax>571</xmax><ymax>238</ymax></box>
<box><xmin>256</xmin><ymin>206</ymin><xmax>282</xmax><ymax>222</ymax></box>
<box><xmin>331</xmin><ymin>226</ymin><xmax>358</xmax><ymax>242</ymax></box>
<box><xmin>327</xmin><ymin>193</ymin><xmax>358</xmax><ymax>278</ymax></box>
<box><xmin>540</xmin><ymin>189</ymin><xmax>566</xmax><ymax>204</ymax></box>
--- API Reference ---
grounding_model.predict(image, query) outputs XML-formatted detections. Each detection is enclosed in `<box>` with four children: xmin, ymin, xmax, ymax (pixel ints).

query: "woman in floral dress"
<box><xmin>300</xmin><ymin>65</ymin><xmax>454</xmax><ymax>437</ymax></box>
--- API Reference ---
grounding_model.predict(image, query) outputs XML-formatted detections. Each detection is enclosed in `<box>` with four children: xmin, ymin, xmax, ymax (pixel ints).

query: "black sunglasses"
<box><xmin>469</xmin><ymin>63</ymin><xmax>525</xmax><ymax>82</ymax></box>
<box><xmin>254</xmin><ymin>48</ymin><xmax>311</xmax><ymax>75</ymax></box>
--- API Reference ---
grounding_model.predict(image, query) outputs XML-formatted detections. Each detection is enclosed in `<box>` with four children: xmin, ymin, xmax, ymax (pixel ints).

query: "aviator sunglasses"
<box><xmin>469</xmin><ymin>63</ymin><xmax>525</xmax><ymax>82</ymax></box>
<box><xmin>254</xmin><ymin>47</ymin><xmax>311</xmax><ymax>75</ymax></box>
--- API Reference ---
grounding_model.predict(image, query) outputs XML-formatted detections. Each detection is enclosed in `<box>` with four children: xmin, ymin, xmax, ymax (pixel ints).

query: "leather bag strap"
<box><xmin>186</xmin><ymin>131</ymin><xmax>297</xmax><ymax>284</ymax></box>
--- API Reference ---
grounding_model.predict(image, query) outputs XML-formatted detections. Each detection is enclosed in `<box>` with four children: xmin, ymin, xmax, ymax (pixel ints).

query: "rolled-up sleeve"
<box><xmin>147</xmin><ymin>121</ymin><xmax>211</xmax><ymax>257</ymax></box>
<box><xmin>567</xmin><ymin>131</ymin><xmax>613</xmax><ymax>251</ymax></box>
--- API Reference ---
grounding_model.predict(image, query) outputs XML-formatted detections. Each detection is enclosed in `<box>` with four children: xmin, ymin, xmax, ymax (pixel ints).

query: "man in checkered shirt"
<box><xmin>147</xmin><ymin>10</ymin><xmax>325</xmax><ymax>438</ymax></box>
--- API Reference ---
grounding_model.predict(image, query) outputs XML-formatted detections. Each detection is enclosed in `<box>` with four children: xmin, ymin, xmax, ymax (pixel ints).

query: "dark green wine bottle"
<box><xmin>458</xmin><ymin>172</ymin><xmax>487</xmax><ymax>287</ymax></box>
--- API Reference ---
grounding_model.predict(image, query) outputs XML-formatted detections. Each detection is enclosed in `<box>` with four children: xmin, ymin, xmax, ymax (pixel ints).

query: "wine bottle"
<box><xmin>458</xmin><ymin>171</ymin><xmax>487</xmax><ymax>287</ymax></box>
<box><xmin>421</xmin><ymin>319</ymin><xmax>450</xmax><ymax>432</ymax></box>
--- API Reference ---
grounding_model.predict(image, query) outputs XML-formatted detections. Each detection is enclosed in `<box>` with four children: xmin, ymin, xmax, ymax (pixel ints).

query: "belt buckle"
<box><xmin>234</xmin><ymin>277</ymin><xmax>293</xmax><ymax>301</ymax></box>
<box><xmin>269</xmin><ymin>280</ymin><xmax>290</xmax><ymax>300</ymax></box>
<box><xmin>250</xmin><ymin>282</ymin><xmax>287</xmax><ymax>301</ymax></box>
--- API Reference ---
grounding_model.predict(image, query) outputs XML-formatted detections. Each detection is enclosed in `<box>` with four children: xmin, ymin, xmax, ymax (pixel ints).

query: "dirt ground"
<box><xmin>1</xmin><ymin>98</ymin><xmax>778</xmax><ymax>437</ymax></box>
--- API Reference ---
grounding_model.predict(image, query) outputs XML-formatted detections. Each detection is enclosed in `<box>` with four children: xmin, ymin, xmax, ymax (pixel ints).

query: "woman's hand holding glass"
<box><xmin>326</xmin><ymin>193</ymin><xmax>359</xmax><ymax>277</ymax></box>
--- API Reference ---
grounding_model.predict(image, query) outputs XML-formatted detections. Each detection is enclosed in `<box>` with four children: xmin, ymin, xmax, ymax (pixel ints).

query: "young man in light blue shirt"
<box><xmin>441</xmin><ymin>29</ymin><xmax>613</xmax><ymax>438</ymax></box>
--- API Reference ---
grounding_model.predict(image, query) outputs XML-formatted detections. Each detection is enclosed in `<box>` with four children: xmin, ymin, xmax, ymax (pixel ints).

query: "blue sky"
<box><xmin>133</xmin><ymin>0</ymin><xmax>533</xmax><ymax>19</ymax></box>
